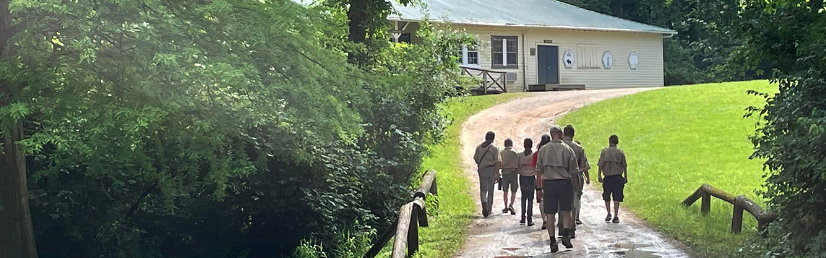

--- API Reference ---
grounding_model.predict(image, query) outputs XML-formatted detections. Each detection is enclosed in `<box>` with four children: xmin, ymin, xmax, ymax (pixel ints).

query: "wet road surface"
<box><xmin>457</xmin><ymin>89</ymin><xmax>690</xmax><ymax>258</ymax></box>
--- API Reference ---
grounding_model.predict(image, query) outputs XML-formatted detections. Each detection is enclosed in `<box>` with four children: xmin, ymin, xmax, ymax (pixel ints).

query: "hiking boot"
<box><xmin>550</xmin><ymin>241</ymin><xmax>559</xmax><ymax>253</ymax></box>
<box><xmin>612</xmin><ymin>216</ymin><xmax>620</xmax><ymax>224</ymax></box>
<box><xmin>605</xmin><ymin>213</ymin><xmax>612</xmax><ymax>222</ymax></box>
<box><xmin>561</xmin><ymin>229</ymin><xmax>573</xmax><ymax>249</ymax></box>
<box><xmin>541</xmin><ymin>221</ymin><xmax>547</xmax><ymax>230</ymax></box>
<box><xmin>509</xmin><ymin>207</ymin><xmax>516</xmax><ymax>215</ymax></box>
<box><xmin>502</xmin><ymin>208</ymin><xmax>509</xmax><ymax>214</ymax></box>
<box><xmin>527</xmin><ymin>220</ymin><xmax>535</xmax><ymax>227</ymax></box>
<box><xmin>575</xmin><ymin>219</ymin><xmax>583</xmax><ymax>225</ymax></box>
<box><xmin>520</xmin><ymin>217</ymin><xmax>526</xmax><ymax>224</ymax></box>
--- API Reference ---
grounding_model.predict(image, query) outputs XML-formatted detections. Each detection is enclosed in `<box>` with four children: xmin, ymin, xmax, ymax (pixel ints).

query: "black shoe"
<box><xmin>482</xmin><ymin>202</ymin><xmax>490</xmax><ymax>217</ymax></box>
<box><xmin>520</xmin><ymin>217</ymin><xmax>526</xmax><ymax>224</ymax></box>
<box><xmin>502</xmin><ymin>208</ymin><xmax>509</xmax><ymax>213</ymax></box>
<box><xmin>575</xmin><ymin>219</ymin><xmax>583</xmax><ymax>225</ymax></box>
<box><xmin>612</xmin><ymin>216</ymin><xmax>620</xmax><ymax>223</ymax></box>
<box><xmin>527</xmin><ymin>221</ymin><xmax>535</xmax><ymax>226</ymax></box>
<box><xmin>541</xmin><ymin>221</ymin><xmax>547</xmax><ymax>230</ymax></box>
<box><xmin>509</xmin><ymin>207</ymin><xmax>516</xmax><ymax>215</ymax></box>
<box><xmin>605</xmin><ymin>214</ymin><xmax>612</xmax><ymax>222</ymax></box>
<box><xmin>550</xmin><ymin>241</ymin><xmax>559</xmax><ymax>253</ymax></box>
<box><xmin>561</xmin><ymin>230</ymin><xmax>573</xmax><ymax>249</ymax></box>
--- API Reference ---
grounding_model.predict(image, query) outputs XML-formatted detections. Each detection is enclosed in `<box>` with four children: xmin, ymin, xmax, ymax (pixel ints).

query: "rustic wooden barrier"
<box><xmin>682</xmin><ymin>184</ymin><xmax>777</xmax><ymax>233</ymax></box>
<box><xmin>363</xmin><ymin>170</ymin><xmax>437</xmax><ymax>258</ymax></box>
<box><xmin>460</xmin><ymin>66</ymin><xmax>507</xmax><ymax>94</ymax></box>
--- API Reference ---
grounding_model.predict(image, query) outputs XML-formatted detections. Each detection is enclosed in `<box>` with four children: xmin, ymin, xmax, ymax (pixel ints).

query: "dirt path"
<box><xmin>457</xmin><ymin>89</ymin><xmax>690</xmax><ymax>258</ymax></box>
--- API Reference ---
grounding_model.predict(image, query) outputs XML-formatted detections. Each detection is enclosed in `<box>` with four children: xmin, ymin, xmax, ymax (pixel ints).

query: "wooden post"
<box><xmin>701</xmin><ymin>191</ymin><xmax>711</xmax><ymax>215</ymax></box>
<box><xmin>391</xmin><ymin>203</ymin><xmax>413</xmax><ymax>258</ymax></box>
<box><xmin>732</xmin><ymin>205</ymin><xmax>744</xmax><ymax>233</ymax></box>
<box><xmin>408</xmin><ymin>206</ymin><xmax>419</xmax><ymax>257</ymax></box>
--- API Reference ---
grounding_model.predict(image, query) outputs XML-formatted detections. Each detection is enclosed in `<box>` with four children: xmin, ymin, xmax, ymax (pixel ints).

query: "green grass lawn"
<box><xmin>402</xmin><ymin>93</ymin><xmax>527</xmax><ymax>258</ymax></box>
<box><xmin>558</xmin><ymin>81</ymin><xmax>776</xmax><ymax>257</ymax></box>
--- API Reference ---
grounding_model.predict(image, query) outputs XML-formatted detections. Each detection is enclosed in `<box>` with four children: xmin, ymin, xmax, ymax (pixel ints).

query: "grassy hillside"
<box><xmin>558</xmin><ymin>81</ymin><xmax>775</xmax><ymax>257</ymax></box>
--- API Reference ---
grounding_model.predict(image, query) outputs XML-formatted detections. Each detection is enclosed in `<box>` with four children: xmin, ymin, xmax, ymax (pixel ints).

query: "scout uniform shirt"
<box><xmin>534</xmin><ymin>140</ymin><xmax>578</xmax><ymax>181</ymax></box>
<box><xmin>474</xmin><ymin>142</ymin><xmax>500</xmax><ymax>177</ymax></box>
<box><xmin>517</xmin><ymin>152</ymin><xmax>535</xmax><ymax>176</ymax></box>
<box><xmin>499</xmin><ymin>147</ymin><xmax>519</xmax><ymax>174</ymax></box>
<box><xmin>563</xmin><ymin>138</ymin><xmax>589</xmax><ymax>188</ymax></box>
<box><xmin>598</xmin><ymin>145</ymin><xmax>627</xmax><ymax>176</ymax></box>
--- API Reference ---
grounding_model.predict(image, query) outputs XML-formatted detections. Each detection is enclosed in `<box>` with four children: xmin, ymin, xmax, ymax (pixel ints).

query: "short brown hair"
<box><xmin>564</xmin><ymin>125</ymin><xmax>575</xmax><ymax>138</ymax></box>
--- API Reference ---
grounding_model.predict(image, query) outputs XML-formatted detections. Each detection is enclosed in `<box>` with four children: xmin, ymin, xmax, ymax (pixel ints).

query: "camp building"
<box><xmin>389</xmin><ymin>0</ymin><xmax>677</xmax><ymax>92</ymax></box>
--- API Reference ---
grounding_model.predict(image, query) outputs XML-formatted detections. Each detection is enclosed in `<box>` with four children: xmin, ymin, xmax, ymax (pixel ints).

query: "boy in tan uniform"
<box><xmin>474</xmin><ymin>131</ymin><xmax>501</xmax><ymax>217</ymax></box>
<box><xmin>535</xmin><ymin>125</ymin><xmax>578</xmax><ymax>252</ymax></box>
<box><xmin>557</xmin><ymin>125</ymin><xmax>589</xmax><ymax>238</ymax></box>
<box><xmin>598</xmin><ymin>135</ymin><xmax>627</xmax><ymax>223</ymax></box>
<box><xmin>499</xmin><ymin>139</ymin><xmax>519</xmax><ymax>215</ymax></box>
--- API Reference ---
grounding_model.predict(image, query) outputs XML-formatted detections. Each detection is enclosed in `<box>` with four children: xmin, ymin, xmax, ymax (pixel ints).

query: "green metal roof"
<box><xmin>389</xmin><ymin>0</ymin><xmax>676</xmax><ymax>35</ymax></box>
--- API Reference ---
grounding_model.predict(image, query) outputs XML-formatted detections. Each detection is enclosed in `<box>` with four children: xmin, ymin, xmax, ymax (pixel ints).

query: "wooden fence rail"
<box><xmin>682</xmin><ymin>184</ymin><xmax>777</xmax><ymax>233</ymax></box>
<box><xmin>364</xmin><ymin>170</ymin><xmax>437</xmax><ymax>258</ymax></box>
<box><xmin>460</xmin><ymin>66</ymin><xmax>507</xmax><ymax>94</ymax></box>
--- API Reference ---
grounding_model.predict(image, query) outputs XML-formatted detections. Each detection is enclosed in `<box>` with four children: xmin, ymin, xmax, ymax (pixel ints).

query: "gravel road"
<box><xmin>456</xmin><ymin>89</ymin><xmax>691</xmax><ymax>258</ymax></box>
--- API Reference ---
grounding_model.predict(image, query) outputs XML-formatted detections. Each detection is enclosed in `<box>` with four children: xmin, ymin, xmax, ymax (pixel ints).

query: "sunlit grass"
<box><xmin>558</xmin><ymin>81</ymin><xmax>776</xmax><ymax>257</ymax></box>
<box><xmin>399</xmin><ymin>93</ymin><xmax>527</xmax><ymax>258</ymax></box>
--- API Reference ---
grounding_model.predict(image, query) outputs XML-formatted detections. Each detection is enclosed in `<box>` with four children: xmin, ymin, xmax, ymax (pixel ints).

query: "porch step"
<box><xmin>528</xmin><ymin>84</ymin><xmax>586</xmax><ymax>92</ymax></box>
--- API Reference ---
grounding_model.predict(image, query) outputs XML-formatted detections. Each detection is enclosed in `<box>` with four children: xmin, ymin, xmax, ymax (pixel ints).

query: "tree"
<box><xmin>0</xmin><ymin>0</ymin><xmax>38</xmax><ymax>256</ymax></box>
<box><xmin>736</xmin><ymin>0</ymin><xmax>826</xmax><ymax>256</ymax></box>
<box><xmin>2</xmin><ymin>0</ymin><xmax>470</xmax><ymax>257</ymax></box>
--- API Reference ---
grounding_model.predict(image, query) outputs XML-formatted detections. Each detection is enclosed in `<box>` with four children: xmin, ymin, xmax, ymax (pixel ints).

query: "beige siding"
<box><xmin>524</xmin><ymin>29</ymin><xmax>664</xmax><ymax>89</ymax></box>
<box><xmin>400</xmin><ymin>23</ymin><xmax>665</xmax><ymax>91</ymax></box>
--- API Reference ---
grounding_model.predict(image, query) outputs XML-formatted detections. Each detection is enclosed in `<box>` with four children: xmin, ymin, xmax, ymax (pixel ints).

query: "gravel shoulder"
<box><xmin>456</xmin><ymin>89</ymin><xmax>691</xmax><ymax>258</ymax></box>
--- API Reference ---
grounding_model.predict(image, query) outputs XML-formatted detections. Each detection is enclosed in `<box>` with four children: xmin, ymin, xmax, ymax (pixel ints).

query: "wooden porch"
<box><xmin>528</xmin><ymin>84</ymin><xmax>586</xmax><ymax>92</ymax></box>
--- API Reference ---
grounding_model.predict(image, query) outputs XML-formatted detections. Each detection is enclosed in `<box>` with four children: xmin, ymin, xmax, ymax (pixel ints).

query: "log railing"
<box><xmin>364</xmin><ymin>170</ymin><xmax>437</xmax><ymax>258</ymax></box>
<box><xmin>682</xmin><ymin>184</ymin><xmax>777</xmax><ymax>233</ymax></box>
<box><xmin>460</xmin><ymin>66</ymin><xmax>507</xmax><ymax>94</ymax></box>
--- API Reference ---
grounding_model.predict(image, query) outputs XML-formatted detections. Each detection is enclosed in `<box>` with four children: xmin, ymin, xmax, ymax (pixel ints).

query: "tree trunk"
<box><xmin>0</xmin><ymin>121</ymin><xmax>37</xmax><ymax>258</ymax></box>
<box><xmin>0</xmin><ymin>0</ymin><xmax>39</xmax><ymax>257</ymax></box>
<box><xmin>347</xmin><ymin>0</ymin><xmax>368</xmax><ymax>65</ymax></box>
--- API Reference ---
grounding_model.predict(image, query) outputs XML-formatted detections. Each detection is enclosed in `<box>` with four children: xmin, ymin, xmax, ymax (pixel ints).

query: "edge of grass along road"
<box><xmin>406</xmin><ymin>93</ymin><xmax>528</xmax><ymax>258</ymax></box>
<box><xmin>558</xmin><ymin>81</ymin><xmax>775</xmax><ymax>257</ymax></box>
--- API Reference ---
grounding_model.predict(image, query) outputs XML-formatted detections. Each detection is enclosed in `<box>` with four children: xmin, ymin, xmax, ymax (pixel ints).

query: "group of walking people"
<box><xmin>473</xmin><ymin>124</ymin><xmax>628</xmax><ymax>253</ymax></box>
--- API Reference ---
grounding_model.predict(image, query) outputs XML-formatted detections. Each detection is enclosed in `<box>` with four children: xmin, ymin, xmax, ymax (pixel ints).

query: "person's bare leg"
<box><xmin>510</xmin><ymin>191</ymin><xmax>517</xmax><ymax>209</ymax></box>
<box><xmin>614</xmin><ymin>201</ymin><xmax>621</xmax><ymax>217</ymax></box>
<box><xmin>503</xmin><ymin>191</ymin><xmax>509</xmax><ymax>208</ymax></box>
<box><xmin>605</xmin><ymin>201</ymin><xmax>611</xmax><ymax>214</ymax></box>
<box><xmin>547</xmin><ymin>214</ymin><xmax>557</xmax><ymax>240</ymax></box>
<box><xmin>561</xmin><ymin>211</ymin><xmax>572</xmax><ymax>229</ymax></box>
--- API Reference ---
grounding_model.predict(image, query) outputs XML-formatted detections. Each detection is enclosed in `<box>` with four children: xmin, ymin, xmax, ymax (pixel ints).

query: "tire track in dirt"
<box><xmin>456</xmin><ymin>89</ymin><xmax>691</xmax><ymax>258</ymax></box>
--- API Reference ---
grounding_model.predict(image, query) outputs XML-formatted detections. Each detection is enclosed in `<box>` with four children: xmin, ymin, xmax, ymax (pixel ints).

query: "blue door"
<box><xmin>537</xmin><ymin>45</ymin><xmax>559</xmax><ymax>84</ymax></box>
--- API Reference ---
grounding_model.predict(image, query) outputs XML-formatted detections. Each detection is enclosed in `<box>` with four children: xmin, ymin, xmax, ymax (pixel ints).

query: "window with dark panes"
<box><xmin>398</xmin><ymin>33</ymin><xmax>411</xmax><ymax>43</ymax></box>
<box><xmin>491</xmin><ymin>36</ymin><xmax>518</xmax><ymax>68</ymax></box>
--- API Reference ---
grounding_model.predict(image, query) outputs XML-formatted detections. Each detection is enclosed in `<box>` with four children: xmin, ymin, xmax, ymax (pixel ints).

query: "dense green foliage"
<box><xmin>733</xmin><ymin>0</ymin><xmax>826</xmax><ymax>256</ymax></box>
<box><xmin>560</xmin><ymin>0</ymin><xmax>765</xmax><ymax>85</ymax></box>
<box><xmin>0</xmin><ymin>0</ymin><xmax>472</xmax><ymax>257</ymax></box>
<box><xmin>559</xmin><ymin>81</ymin><xmax>773</xmax><ymax>257</ymax></box>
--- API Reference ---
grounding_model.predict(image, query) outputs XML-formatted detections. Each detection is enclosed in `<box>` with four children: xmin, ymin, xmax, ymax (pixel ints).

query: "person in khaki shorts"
<box><xmin>499</xmin><ymin>139</ymin><xmax>519</xmax><ymax>215</ymax></box>
<box><xmin>535</xmin><ymin>125</ymin><xmax>578</xmax><ymax>253</ymax></box>
<box><xmin>558</xmin><ymin>125</ymin><xmax>590</xmax><ymax>238</ymax></box>
<box><xmin>598</xmin><ymin>135</ymin><xmax>627</xmax><ymax>223</ymax></box>
<box><xmin>474</xmin><ymin>131</ymin><xmax>501</xmax><ymax>217</ymax></box>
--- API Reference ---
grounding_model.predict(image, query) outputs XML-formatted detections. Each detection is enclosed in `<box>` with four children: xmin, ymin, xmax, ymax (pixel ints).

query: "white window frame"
<box><xmin>459</xmin><ymin>44</ymin><xmax>480</xmax><ymax>67</ymax></box>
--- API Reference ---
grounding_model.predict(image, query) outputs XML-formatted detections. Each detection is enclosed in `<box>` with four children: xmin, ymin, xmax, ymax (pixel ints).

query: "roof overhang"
<box><xmin>388</xmin><ymin>17</ymin><xmax>678</xmax><ymax>37</ymax></box>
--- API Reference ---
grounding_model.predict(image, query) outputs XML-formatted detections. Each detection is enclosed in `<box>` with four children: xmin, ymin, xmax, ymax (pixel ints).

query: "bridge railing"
<box><xmin>363</xmin><ymin>170</ymin><xmax>437</xmax><ymax>258</ymax></box>
<box><xmin>682</xmin><ymin>184</ymin><xmax>777</xmax><ymax>233</ymax></box>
